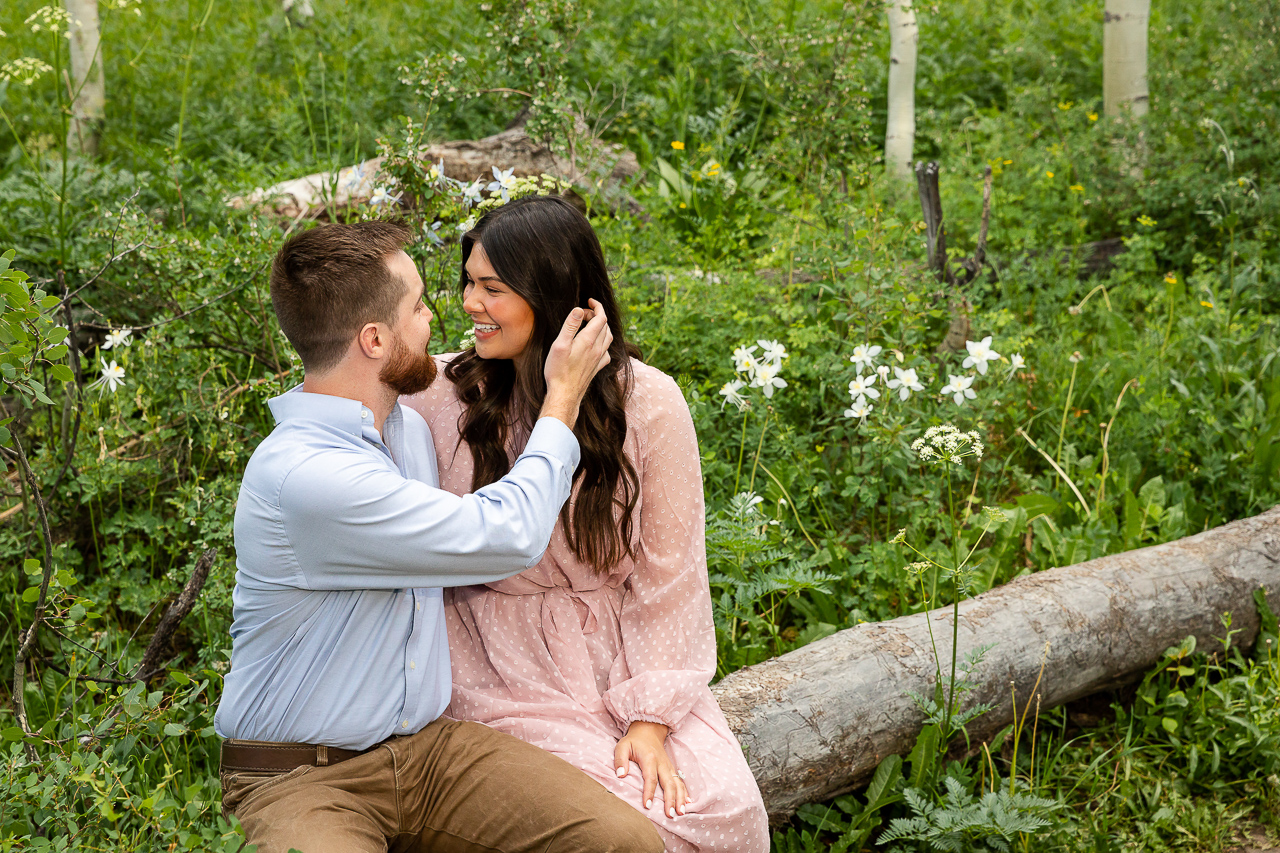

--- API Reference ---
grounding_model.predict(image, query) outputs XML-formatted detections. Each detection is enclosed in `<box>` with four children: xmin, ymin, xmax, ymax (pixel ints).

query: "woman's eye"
<box><xmin>485</xmin><ymin>287</ymin><xmax>500</xmax><ymax>296</ymax></box>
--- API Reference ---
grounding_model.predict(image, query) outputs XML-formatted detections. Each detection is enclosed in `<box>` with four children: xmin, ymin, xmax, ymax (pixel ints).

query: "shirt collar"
<box><xmin>268</xmin><ymin>385</ymin><xmax>387</xmax><ymax>440</ymax></box>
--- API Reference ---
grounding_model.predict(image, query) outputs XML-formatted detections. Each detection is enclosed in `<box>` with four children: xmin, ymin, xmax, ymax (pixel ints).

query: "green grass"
<box><xmin>1</xmin><ymin>0</ymin><xmax>1277</xmax><ymax>848</ymax></box>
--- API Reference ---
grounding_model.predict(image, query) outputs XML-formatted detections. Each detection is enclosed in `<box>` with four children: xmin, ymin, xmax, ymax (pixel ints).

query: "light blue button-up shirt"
<box><xmin>213</xmin><ymin>387</ymin><xmax>580</xmax><ymax>750</ymax></box>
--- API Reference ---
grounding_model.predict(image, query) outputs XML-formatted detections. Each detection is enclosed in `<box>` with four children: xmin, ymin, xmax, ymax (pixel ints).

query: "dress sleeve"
<box><xmin>602</xmin><ymin>369</ymin><xmax>717</xmax><ymax>732</ymax></box>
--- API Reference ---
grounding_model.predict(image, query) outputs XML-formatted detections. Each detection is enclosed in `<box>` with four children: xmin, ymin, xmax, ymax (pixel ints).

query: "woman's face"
<box><xmin>463</xmin><ymin>242</ymin><xmax>536</xmax><ymax>362</ymax></box>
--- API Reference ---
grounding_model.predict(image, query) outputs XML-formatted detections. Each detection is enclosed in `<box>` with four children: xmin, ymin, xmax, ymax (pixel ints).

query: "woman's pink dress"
<box><xmin>403</xmin><ymin>356</ymin><xmax>769</xmax><ymax>853</ymax></box>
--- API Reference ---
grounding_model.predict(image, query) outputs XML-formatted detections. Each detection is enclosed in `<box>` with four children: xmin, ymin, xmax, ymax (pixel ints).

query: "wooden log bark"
<box><xmin>227</xmin><ymin>127</ymin><xmax>638</xmax><ymax>220</ymax></box>
<box><xmin>712</xmin><ymin>505</ymin><xmax>1280</xmax><ymax>822</ymax></box>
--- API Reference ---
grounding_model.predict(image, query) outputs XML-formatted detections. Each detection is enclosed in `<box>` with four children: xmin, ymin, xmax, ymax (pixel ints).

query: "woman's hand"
<box><xmin>539</xmin><ymin>297</ymin><xmax>612</xmax><ymax>428</ymax></box>
<box><xmin>614</xmin><ymin>720</ymin><xmax>691</xmax><ymax>818</ymax></box>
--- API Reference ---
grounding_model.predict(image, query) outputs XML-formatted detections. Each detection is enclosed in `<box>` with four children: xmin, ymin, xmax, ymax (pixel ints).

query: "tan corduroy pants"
<box><xmin>221</xmin><ymin>718</ymin><xmax>664</xmax><ymax>853</ymax></box>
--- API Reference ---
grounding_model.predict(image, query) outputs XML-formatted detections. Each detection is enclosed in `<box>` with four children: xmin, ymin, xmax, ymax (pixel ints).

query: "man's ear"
<box><xmin>356</xmin><ymin>322</ymin><xmax>386</xmax><ymax>359</ymax></box>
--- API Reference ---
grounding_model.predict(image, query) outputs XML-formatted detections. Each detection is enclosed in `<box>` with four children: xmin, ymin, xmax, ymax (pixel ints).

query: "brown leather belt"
<box><xmin>220</xmin><ymin>739</ymin><xmax>374</xmax><ymax>773</ymax></box>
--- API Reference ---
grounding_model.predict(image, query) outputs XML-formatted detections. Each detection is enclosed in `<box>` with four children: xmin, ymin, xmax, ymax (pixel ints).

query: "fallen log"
<box><xmin>712</xmin><ymin>505</ymin><xmax>1280</xmax><ymax>822</ymax></box>
<box><xmin>227</xmin><ymin>126</ymin><xmax>638</xmax><ymax>220</ymax></box>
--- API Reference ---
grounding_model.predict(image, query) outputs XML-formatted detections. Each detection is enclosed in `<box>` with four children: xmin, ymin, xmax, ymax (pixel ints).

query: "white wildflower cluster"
<box><xmin>25</xmin><ymin>6</ymin><xmax>74</xmax><ymax>35</ymax></box>
<box><xmin>910</xmin><ymin>425</ymin><xmax>984</xmax><ymax>466</ymax></box>
<box><xmin>720</xmin><ymin>339</ymin><xmax>788</xmax><ymax>410</ymax></box>
<box><xmin>0</xmin><ymin>57</ymin><xmax>53</xmax><ymax>86</ymax></box>
<box><xmin>358</xmin><ymin>157</ymin><xmax>569</xmax><ymax>239</ymax></box>
<box><xmin>841</xmin><ymin>338</ymin><xmax>1027</xmax><ymax>423</ymax></box>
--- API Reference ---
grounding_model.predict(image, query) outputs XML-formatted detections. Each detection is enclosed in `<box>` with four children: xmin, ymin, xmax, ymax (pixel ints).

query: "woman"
<box><xmin>403</xmin><ymin>195</ymin><xmax>769</xmax><ymax>852</ymax></box>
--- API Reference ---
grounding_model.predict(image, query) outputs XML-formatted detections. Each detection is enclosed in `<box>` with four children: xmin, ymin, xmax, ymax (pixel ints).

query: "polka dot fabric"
<box><xmin>402</xmin><ymin>356</ymin><xmax>769</xmax><ymax>852</ymax></box>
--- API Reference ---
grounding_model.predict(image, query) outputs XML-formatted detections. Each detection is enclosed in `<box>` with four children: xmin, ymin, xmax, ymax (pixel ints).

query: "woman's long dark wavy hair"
<box><xmin>444</xmin><ymin>195</ymin><xmax>641</xmax><ymax>575</ymax></box>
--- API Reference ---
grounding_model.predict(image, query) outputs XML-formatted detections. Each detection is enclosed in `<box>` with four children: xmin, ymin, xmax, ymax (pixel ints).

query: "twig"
<box><xmin>7</xmin><ymin>420</ymin><xmax>55</xmax><ymax>757</ymax></box>
<box><xmin>130</xmin><ymin>548</ymin><xmax>217</xmax><ymax>681</ymax></box>
<box><xmin>1015</xmin><ymin>428</ymin><xmax>1092</xmax><ymax>518</ymax></box>
<box><xmin>1097</xmin><ymin>379</ymin><xmax>1139</xmax><ymax>507</ymax></box>
<box><xmin>76</xmin><ymin>276</ymin><xmax>254</xmax><ymax>332</ymax></box>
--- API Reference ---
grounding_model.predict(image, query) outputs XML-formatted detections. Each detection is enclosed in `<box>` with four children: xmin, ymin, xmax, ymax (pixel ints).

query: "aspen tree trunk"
<box><xmin>65</xmin><ymin>0</ymin><xmax>105</xmax><ymax>156</ymax></box>
<box><xmin>884</xmin><ymin>0</ymin><xmax>918</xmax><ymax>178</ymax></box>
<box><xmin>1103</xmin><ymin>0</ymin><xmax>1150</xmax><ymax>117</ymax></box>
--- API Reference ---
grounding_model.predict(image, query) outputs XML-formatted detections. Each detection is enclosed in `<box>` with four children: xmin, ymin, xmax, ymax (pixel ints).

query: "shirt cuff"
<box><xmin>525</xmin><ymin>417</ymin><xmax>581</xmax><ymax>472</ymax></box>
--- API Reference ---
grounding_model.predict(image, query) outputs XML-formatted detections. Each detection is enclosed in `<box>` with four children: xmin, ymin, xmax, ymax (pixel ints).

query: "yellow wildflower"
<box><xmin>1137</xmin><ymin>215</ymin><xmax>1156</xmax><ymax>227</ymax></box>
<box><xmin>1058</xmin><ymin>101</ymin><xmax>1073</xmax><ymax>110</ymax></box>
<box><xmin>1069</xmin><ymin>184</ymin><xmax>1084</xmax><ymax>193</ymax></box>
<box><xmin>1003</xmin><ymin>159</ymin><xmax>1012</xmax><ymax>165</ymax></box>
<box><xmin>1088</xmin><ymin>112</ymin><xmax>1098</xmax><ymax>121</ymax></box>
<box><xmin>1045</xmin><ymin>171</ymin><xmax>1054</xmax><ymax>179</ymax></box>
<box><xmin>1164</xmin><ymin>273</ymin><xmax>1178</xmax><ymax>284</ymax></box>
<box><xmin>678</xmin><ymin>202</ymin><xmax>687</xmax><ymax>209</ymax></box>
<box><xmin>671</xmin><ymin>141</ymin><xmax>685</xmax><ymax>150</ymax></box>
<box><xmin>1200</xmin><ymin>300</ymin><xmax>1214</xmax><ymax>308</ymax></box>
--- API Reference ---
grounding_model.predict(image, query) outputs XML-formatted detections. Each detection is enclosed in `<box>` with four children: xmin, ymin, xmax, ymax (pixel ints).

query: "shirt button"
<box><xmin>410</xmin><ymin>661</ymin><xmax>416</xmax><ymax>670</ymax></box>
<box><xmin>416</xmin><ymin>603</ymin><xmax>421</xmax><ymax>611</ymax></box>
<box><xmin>402</xmin><ymin>720</ymin><xmax>409</xmax><ymax>728</ymax></box>
<box><xmin>361</xmin><ymin>410</ymin><xmax>369</xmax><ymax>419</ymax></box>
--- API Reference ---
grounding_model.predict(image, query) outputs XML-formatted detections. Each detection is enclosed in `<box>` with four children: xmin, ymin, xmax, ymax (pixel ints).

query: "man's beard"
<box><xmin>379</xmin><ymin>334</ymin><xmax>438</xmax><ymax>396</ymax></box>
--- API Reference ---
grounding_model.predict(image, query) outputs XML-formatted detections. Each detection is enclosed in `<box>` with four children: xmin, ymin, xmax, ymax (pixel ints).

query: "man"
<box><xmin>214</xmin><ymin>221</ymin><xmax>663</xmax><ymax>853</ymax></box>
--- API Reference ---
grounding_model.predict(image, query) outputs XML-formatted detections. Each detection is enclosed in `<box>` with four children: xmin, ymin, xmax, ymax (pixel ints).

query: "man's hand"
<box><xmin>539</xmin><ymin>298</ymin><xmax>612</xmax><ymax>429</ymax></box>
<box><xmin>614</xmin><ymin>720</ymin><xmax>690</xmax><ymax>818</ymax></box>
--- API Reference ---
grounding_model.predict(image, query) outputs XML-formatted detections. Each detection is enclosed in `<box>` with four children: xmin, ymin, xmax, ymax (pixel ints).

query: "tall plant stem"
<box><xmin>747</xmin><ymin>408</ymin><xmax>772</xmax><ymax>494</ymax></box>
<box><xmin>944</xmin><ymin>465</ymin><xmax>960</xmax><ymax>735</ymax></box>
<box><xmin>1053</xmin><ymin>360</ymin><xmax>1079</xmax><ymax>489</ymax></box>
<box><xmin>733</xmin><ymin>408</ymin><xmax>750</xmax><ymax>493</ymax></box>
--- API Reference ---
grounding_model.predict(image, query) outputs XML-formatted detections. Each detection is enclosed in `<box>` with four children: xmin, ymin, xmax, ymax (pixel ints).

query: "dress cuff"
<box><xmin>525</xmin><ymin>417</ymin><xmax>581</xmax><ymax>472</ymax></box>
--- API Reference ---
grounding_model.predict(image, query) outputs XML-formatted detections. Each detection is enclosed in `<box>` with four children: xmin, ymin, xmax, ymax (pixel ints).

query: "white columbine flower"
<box><xmin>757</xmin><ymin>339</ymin><xmax>787</xmax><ymax>365</ymax></box>
<box><xmin>886</xmin><ymin>367</ymin><xmax>925</xmax><ymax>400</ymax></box>
<box><xmin>847</xmin><ymin>374</ymin><xmax>880</xmax><ymax>400</ymax></box>
<box><xmin>940</xmin><ymin>373</ymin><xmax>977</xmax><ymax>405</ymax></box>
<box><xmin>844</xmin><ymin>398</ymin><xmax>874</xmax><ymax>421</ymax></box>
<box><xmin>487</xmin><ymin>166</ymin><xmax>517</xmax><ymax>200</ymax></box>
<box><xmin>753</xmin><ymin>361</ymin><xmax>787</xmax><ymax>398</ymax></box>
<box><xmin>426</xmin><ymin>158</ymin><xmax>447</xmax><ymax>185</ymax></box>
<box><xmin>456</xmin><ymin>215</ymin><xmax>477</xmax><ymax>234</ymax></box>
<box><xmin>341</xmin><ymin>163</ymin><xmax>368</xmax><ymax>193</ymax></box>
<box><xmin>962</xmin><ymin>335</ymin><xmax>1002</xmax><ymax>375</ymax></box>
<box><xmin>89</xmin><ymin>358</ymin><xmax>126</xmax><ymax>394</ymax></box>
<box><xmin>1006</xmin><ymin>352</ymin><xmax>1026</xmax><ymax>380</ymax></box>
<box><xmin>461</xmin><ymin>179</ymin><xmax>484</xmax><ymax>206</ymax></box>
<box><xmin>424</xmin><ymin>220</ymin><xmax>444</xmax><ymax>247</ymax></box>
<box><xmin>719</xmin><ymin>379</ymin><xmax>748</xmax><ymax>411</ymax></box>
<box><xmin>369</xmin><ymin>186</ymin><xmax>399</xmax><ymax>208</ymax></box>
<box><xmin>849</xmin><ymin>343</ymin><xmax>882</xmax><ymax>371</ymax></box>
<box><xmin>875</xmin><ymin>364</ymin><xmax>891</xmax><ymax>384</ymax></box>
<box><xmin>102</xmin><ymin>328</ymin><xmax>132</xmax><ymax>350</ymax></box>
<box><xmin>731</xmin><ymin>344</ymin><xmax>759</xmax><ymax>377</ymax></box>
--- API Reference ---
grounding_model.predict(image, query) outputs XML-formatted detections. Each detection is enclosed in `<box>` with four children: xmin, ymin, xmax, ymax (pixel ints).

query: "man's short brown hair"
<box><xmin>269</xmin><ymin>221</ymin><xmax>414</xmax><ymax>372</ymax></box>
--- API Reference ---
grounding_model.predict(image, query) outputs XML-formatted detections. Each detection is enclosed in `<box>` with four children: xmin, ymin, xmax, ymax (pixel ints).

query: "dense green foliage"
<box><xmin>1</xmin><ymin>0</ymin><xmax>1278</xmax><ymax>848</ymax></box>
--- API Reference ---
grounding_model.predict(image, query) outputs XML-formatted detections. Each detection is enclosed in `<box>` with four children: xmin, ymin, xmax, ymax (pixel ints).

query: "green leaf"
<box><xmin>864</xmin><ymin>753</ymin><xmax>903</xmax><ymax>810</ymax></box>
<box><xmin>2</xmin><ymin>727</ymin><xmax>24</xmax><ymax>741</ymax></box>
<box><xmin>1161</xmin><ymin>717</ymin><xmax>1179</xmax><ymax>734</ymax></box>
<box><xmin>21</xmin><ymin>586</ymin><xmax>40</xmax><ymax>603</ymax></box>
<box><xmin>907</xmin><ymin>724</ymin><xmax>941</xmax><ymax>789</ymax></box>
<box><xmin>50</xmin><ymin>364</ymin><xmax>74</xmax><ymax>383</ymax></box>
<box><xmin>163</xmin><ymin>723</ymin><xmax>187</xmax><ymax>737</ymax></box>
<box><xmin>170</xmin><ymin>670</ymin><xmax>191</xmax><ymax>685</ymax></box>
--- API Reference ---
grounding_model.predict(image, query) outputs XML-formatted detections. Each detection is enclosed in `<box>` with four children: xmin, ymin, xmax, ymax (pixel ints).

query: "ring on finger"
<box><xmin>673</xmin><ymin>770</ymin><xmax>684</xmax><ymax>779</ymax></box>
